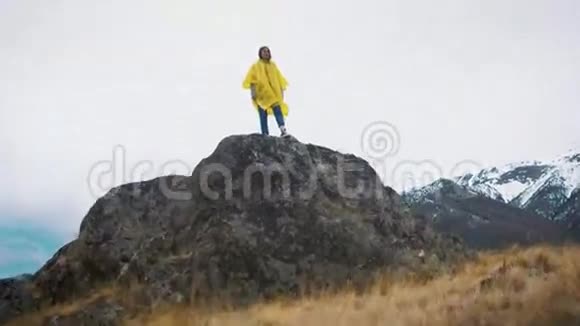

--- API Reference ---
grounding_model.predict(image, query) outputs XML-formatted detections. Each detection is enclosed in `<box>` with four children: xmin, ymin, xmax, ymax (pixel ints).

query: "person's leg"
<box><xmin>272</xmin><ymin>104</ymin><xmax>288</xmax><ymax>136</ymax></box>
<box><xmin>272</xmin><ymin>105</ymin><xmax>285</xmax><ymax>127</ymax></box>
<box><xmin>258</xmin><ymin>107</ymin><xmax>269</xmax><ymax>135</ymax></box>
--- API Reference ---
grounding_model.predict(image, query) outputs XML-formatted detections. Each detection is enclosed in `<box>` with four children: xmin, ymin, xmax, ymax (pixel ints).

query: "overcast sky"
<box><xmin>1</xmin><ymin>0</ymin><xmax>579</xmax><ymax>241</ymax></box>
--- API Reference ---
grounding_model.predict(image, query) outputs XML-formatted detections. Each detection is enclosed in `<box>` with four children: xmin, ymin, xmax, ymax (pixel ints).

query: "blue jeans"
<box><xmin>258</xmin><ymin>104</ymin><xmax>285</xmax><ymax>135</ymax></box>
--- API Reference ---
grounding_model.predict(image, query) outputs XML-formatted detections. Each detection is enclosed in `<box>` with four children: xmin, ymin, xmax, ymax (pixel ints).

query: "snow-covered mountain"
<box><xmin>401</xmin><ymin>179</ymin><xmax>566</xmax><ymax>249</ymax></box>
<box><xmin>401</xmin><ymin>150</ymin><xmax>580</xmax><ymax>246</ymax></box>
<box><xmin>403</xmin><ymin>178</ymin><xmax>478</xmax><ymax>206</ymax></box>
<box><xmin>454</xmin><ymin>150</ymin><xmax>580</xmax><ymax>221</ymax></box>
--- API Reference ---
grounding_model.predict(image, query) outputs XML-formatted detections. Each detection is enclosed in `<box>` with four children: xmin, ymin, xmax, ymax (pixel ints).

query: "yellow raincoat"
<box><xmin>242</xmin><ymin>60</ymin><xmax>289</xmax><ymax>116</ymax></box>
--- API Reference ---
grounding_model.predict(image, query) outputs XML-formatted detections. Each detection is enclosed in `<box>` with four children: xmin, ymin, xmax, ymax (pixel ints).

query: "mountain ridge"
<box><xmin>444</xmin><ymin>150</ymin><xmax>580</xmax><ymax>224</ymax></box>
<box><xmin>401</xmin><ymin>150</ymin><xmax>580</xmax><ymax>248</ymax></box>
<box><xmin>402</xmin><ymin>177</ymin><xmax>566</xmax><ymax>249</ymax></box>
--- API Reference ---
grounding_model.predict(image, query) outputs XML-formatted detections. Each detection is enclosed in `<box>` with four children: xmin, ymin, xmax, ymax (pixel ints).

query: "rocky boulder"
<box><xmin>0</xmin><ymin>274</ymin><xmax>37</xmax><ymax>325</ymax></box>
<box><xmin>2</xmin><ymin>134</ymin><xmax>468</xmax><ymax>324</ymax></box>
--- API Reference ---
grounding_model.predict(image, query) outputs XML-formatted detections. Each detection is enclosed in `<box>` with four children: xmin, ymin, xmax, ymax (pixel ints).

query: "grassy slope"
<box><xmin>9</xmin><ymin>245</ymin><xmax>580</xmax><ymax>326</ymax></box>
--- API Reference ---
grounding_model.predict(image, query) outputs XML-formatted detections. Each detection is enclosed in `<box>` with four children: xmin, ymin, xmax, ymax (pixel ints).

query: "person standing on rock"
<box><xmin>243</xmin><ymin>46</ymin><xmax>290</xmax><ymax>137</ymax></box>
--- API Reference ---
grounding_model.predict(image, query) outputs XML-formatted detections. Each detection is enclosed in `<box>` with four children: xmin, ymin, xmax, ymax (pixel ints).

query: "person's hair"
<box><xmin>258</xmin><ymin>46</ymin><xmax>270</xmax><ymax>59</ymax></box>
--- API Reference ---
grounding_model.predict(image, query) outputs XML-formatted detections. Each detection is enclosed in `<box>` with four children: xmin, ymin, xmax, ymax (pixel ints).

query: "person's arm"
<box><xmin>250</xmin><ymin>84</ymin><xmax>257</xmax><ymax>100</ymax></box>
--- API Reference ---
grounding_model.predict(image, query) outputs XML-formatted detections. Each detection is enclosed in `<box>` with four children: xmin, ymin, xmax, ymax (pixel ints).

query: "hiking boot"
<box><xmin>280</xmin><ymin>126</ymin><xmax>290</xmax><ymax>137</ymax></box>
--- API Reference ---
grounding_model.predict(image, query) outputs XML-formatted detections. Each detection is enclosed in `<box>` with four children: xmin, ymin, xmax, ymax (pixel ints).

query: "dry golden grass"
<box><xmin>8</xmin><ymin>245</ymin><xmax>580</xmax><ymax>326</ymax></box>
<box><xmin>126</xmin><ymin>245</ymin><xmax>580</xmax><ymax>326</ymax></box>
<box><xmin>5</xmin><ymin>286</ymin><xmax>117</xmax><ymax>326</ymax></box>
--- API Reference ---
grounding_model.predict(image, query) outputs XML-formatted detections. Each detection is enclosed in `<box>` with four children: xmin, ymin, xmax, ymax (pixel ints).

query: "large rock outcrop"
<box><xmin>2</xmin><ymin>134</ymin><xmax>468</xmax><ymax>325</ymax></box>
